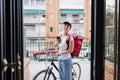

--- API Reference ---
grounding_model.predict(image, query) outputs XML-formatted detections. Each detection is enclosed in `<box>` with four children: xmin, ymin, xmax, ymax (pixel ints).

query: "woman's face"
<box><xmin>64</xmin><ymin>24</ymin><xmax>70</xmax><ymax>33</ymax></box>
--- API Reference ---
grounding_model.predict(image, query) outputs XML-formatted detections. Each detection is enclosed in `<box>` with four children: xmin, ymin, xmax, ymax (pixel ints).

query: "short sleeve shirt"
<box><xmin>58</xmin><ymin>35</ymin><xmax>74</xmax><ymax>60</ymax></box>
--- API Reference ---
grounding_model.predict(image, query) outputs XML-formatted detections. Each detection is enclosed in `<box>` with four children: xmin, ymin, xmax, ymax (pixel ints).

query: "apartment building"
<box><xmin>23</xmin><ymin>0</ymin><xmax>91</xmax><ymax>51</ymax></box>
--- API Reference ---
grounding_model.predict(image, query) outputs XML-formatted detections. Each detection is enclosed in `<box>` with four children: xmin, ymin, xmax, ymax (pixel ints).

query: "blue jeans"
<box><xmin>58</xmin><ymin>58</ymin><xmax>72</xmax><ymax>80</ymax></box>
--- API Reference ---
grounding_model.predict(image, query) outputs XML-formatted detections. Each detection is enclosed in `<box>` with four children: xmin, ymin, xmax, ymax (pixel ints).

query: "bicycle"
<box><xmin>33</xmin><ymin>53</ymin><xmax>81</xmax><ymax>80</ymax></box>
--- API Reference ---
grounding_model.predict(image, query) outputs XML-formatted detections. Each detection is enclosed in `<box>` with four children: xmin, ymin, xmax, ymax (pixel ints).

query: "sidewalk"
<box><xmin>29</xmin><ymin>58</ymin><xmax>90</xmax><ymax>80</ymax></box>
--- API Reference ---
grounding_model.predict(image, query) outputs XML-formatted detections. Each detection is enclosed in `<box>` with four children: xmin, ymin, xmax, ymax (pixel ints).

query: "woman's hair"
<box><xmin>63</xmin><ymin>21</ymin><xmax>72</xmax><ymax>29</ymax></box>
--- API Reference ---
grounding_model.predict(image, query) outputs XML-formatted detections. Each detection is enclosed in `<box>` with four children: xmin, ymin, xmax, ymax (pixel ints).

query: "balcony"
<box><xmin>24</xmin><ymin>15</ymin><xmax>46</xmax><ymax>24</ymax></box>
<box><xmin>26</xmin><ymin>31</ymin><xmax>45</xmax><ymax>37</ymax></box>
<box><xmin>60</xmin><ymin>18</ymin><xmax>66</xmax><ymax>23</ymax></box>
<box><xmin>60</xmin><ymin>18</ymin><xmax>81</xmax><ymax>23</ymax></box>
<box><xmin>72</xmin><ymin>18</ymin><xmax>80</xmax><ymax>23</ymax></box>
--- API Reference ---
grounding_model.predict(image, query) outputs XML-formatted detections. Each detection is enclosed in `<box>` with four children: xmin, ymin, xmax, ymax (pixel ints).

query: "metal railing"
<box><xmin>26</xmin><ymin>41</ymin><xmax>54</xmax><ymax>52</ymax></box>
<box><xmin>25</xmin><ymin>41</ymin><xmax>90</xmax><ymax>59</ymax></box>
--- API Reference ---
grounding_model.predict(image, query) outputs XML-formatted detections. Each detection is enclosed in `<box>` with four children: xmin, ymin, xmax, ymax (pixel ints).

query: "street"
<box><xmin>29</xmin><ymin>58</ymin><xmax>90</xmax><ymax>80</ymax></box>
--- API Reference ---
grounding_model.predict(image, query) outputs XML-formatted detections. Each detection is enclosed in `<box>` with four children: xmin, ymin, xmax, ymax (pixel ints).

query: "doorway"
<box><xmin>0</xmin><ymin>0</ymin><xmax>120</xmax><ymax>80</ymax></box>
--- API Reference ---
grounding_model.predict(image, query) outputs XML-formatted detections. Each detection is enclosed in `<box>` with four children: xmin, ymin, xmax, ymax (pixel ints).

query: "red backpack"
<box><xmin>66</xmin><ymin>34</ymin><xmax>84</xmax><ymax>57</ymax></box>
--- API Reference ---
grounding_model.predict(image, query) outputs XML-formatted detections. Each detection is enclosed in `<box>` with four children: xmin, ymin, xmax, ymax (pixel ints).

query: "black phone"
<box><xmin>56</xmin><ymin>36</ymin><xmax>61</xmax><ymax>40</ymax></box>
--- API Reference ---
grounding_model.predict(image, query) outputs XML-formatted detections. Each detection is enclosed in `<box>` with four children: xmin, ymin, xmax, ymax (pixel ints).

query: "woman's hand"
<box><xmin>55</xmin><ymin>52</ymin><xmax>61</xmax><ymax>56</ymax></box>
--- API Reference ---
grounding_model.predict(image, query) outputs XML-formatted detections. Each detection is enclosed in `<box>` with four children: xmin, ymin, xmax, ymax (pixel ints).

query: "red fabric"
<box><xmin>66</xmin><ymin>34</ymin><xmax>84</xmax><ymax>57</ymax></box>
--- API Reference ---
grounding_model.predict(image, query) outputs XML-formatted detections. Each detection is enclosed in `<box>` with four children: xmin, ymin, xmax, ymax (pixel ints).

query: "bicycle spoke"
<box><xmin>72</xmin><ymin>62</ymin><xmax>81</xmax><ymax>80</ymax></box>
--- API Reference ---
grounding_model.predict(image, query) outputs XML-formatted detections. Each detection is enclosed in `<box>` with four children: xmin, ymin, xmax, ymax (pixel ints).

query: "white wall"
<box><xmin>23</xmin><ymin>15</ymin><xmax>45</xmax><ymax>23</ymax></box>
<box><xmin>60</xmin><ymin>0</ymin><xmax>84</xmax><ymax>9</ymax></box>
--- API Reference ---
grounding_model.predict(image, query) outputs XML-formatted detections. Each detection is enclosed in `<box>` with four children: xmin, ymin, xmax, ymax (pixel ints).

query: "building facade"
<box><xmin>23</xmin><ymin>0</ymin><xmax>91</xmax><ymax>51</ymax></box>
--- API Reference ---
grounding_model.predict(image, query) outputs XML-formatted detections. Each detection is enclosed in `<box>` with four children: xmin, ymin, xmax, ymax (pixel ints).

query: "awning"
<box><xmin>23</xmin><ymin>10</ymin><xmax>45</xmax><ymax>14</ymax></box>
<box><xmin>60</xmin><ymin>9</ymin><xmax>84</xmax><ymax>14</ymax></box>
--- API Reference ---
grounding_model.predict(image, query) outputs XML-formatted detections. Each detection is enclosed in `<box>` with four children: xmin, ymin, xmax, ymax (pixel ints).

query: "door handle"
<box><xmin>2</xmin><ymin>58</ymin><xmax>8</xmax><ymax>72</ymax></box>
<box><xmin>2</xmin><ymin>54</ymin><xmax>21</xmax><ymax>72</ymax></box>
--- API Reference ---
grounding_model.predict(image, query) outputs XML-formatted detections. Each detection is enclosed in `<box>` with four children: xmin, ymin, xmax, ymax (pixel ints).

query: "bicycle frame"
<box><xmin>33</xmin><ymin>50</ymin><xmax>81</xmax><ymax>80</ymax></box>
<box><xmin>46</xmin><ymin>57</ymin><xmax>79</xmax><ymax>79</ymax></box>
<box><xmin>44</xmin><ymin>57</ymin><xmax>59</xmax><ymax>79</ymax></box>
<box><xmin>51</xmin><ymin>58</ymin><xmax>59</xmax><ymax>72</ymax></box>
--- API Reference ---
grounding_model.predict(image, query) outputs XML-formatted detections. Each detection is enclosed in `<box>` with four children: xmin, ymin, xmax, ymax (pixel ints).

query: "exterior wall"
<box><xmin>84</xmin><ymin>0</ymin><xmax>91</xmax><ymax>42</ymax></box>
<box><xmin>60</xmin><ymin>0</ymin><xmax>84</xmax><ymax>9</ymax></box>
<box><xmin>24</xmin><ymin>24</ymin><xmax>45</xmax><ymax>37</ymax></box>
<box><xmin>24</xmin><ymin>14</ymin><xmax>45</xmax><ymax>23</ymax></box>
<box><xmin>45</xmin><ymin>0</ymin><xmax>59</xmax><ymax>42</ymax></box>
<box><xmin>23</xmin><ymin>0</ymin><xmax>45</xmax><ymax>9</ymax></box>
<box><xmin>66</xmin><ymin>14</ymin><xmax>73</xmax><ymax>22</ymax></box>
<box><xmin>23</xmin><ymin>0</ymin><xmax>91</xmax><ymax>51</ymax></box>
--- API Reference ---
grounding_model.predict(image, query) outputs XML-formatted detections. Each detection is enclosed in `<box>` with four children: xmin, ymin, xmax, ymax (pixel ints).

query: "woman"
<box><xmin>54</xmin><ymin>21</ymin><xmax>74</xmax><ymax>80</ymax></box>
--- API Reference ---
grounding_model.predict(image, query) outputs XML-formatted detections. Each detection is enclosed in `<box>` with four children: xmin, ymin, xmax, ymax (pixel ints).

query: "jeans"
<box><xmin>58</xmin><ymin>58</ymin><xmax>72</xmax><ymax>80</ymax></box>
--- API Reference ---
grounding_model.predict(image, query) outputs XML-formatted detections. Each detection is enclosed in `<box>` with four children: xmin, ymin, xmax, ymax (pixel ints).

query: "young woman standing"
<box><xmin>54</xmin><ymin>21</ymin><xmax>74</xmax><ymax>80</ymax></box>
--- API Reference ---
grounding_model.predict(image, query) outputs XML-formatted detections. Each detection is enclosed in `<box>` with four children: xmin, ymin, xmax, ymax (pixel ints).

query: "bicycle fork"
<box><xmin>72</xmin><ymin>67</ymin><xmax>77</xmax><ymax>78</ymax></box>
<box><xmin>44</xmin><ymin>66</ymin><xmax>53</xmax><ymax>80</ymax></box>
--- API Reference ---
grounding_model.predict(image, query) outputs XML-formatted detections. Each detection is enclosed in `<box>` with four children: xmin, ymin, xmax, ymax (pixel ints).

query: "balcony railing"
<box><xmin>72</xmin><ymin>18</ymin><xmax>80</xmax><ymax>23</ymax></box>
<box><xmin>60</xmin><ymin>18</ymin><xmax>66</xmax><ymax>23</ymax></box>
<box><xmin>26</xmin><ymin>41</ymin><xmax>54</xmax><ymax>51</ymax></box>
<box><xmin>24</xmin><ymin>16</ymin><xmax>45</xmax><ymax>23</ymax></box>
<box><xmin>26</xmin><ymin>31</ymin><xmax>45</xmax><ymax>37</ymax></box>
<box><xmin>60</xmin><ymin>18</ymin><xmax>81</xmax><ymax>23</ymax></box>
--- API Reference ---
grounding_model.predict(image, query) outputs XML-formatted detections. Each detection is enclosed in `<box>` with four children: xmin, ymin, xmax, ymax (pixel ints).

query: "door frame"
<box><xmin>118</xmin><ymin>0</ymin><xmax>120</xmax><ymax>79</ymax></box>
<box><xmin>91</xmin><ymin>0</ymin><xmax>120</xmax><ymax>80</ymax></box>
<box><xmin>1</xmin><ymin>0</ymin><xmax>120</xmax><ymax>80</ymax></box>
<box><xmin>0</xmin><ymin>0</ymin><xmax>23</xmax><ymax>80</ymax></box>
<box><xmin>91</xmin><ymin>0</ymin><xmax>105</xmax><ymax>80</ymax></box>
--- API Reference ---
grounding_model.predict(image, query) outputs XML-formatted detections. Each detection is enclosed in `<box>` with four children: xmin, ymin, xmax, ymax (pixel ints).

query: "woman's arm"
<box><xmin>53</xmin><ymin>40</ymin><xmax>58</xmax><ymax>47</ymax></box>
<box><xmin>53</xmin><ymin>40</ymin><xmax>61</xmax><ymax>56</ymax></box>
<box><xmin>61</xmin><ymin>39</ymin><xmax>74</xmax><ymax>54</ymax></box>
<box><xmin>53</xmin><ymin>39</ymin><xmax>61</xmax><ymax>48</ymax></box>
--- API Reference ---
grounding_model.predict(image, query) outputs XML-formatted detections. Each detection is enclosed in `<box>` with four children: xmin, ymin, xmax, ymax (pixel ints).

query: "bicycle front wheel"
<box><xmin>72</xmin><ymin>62</ymin><xmax>81</xmax><ymax>80</ymax></box>
<box><xmin>33</xmin><ymin>70</ymin><xmax>56</xmax><ymax>80</ymax></box>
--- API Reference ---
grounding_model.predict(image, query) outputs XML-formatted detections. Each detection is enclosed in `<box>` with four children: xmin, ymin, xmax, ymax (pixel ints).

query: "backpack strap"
<box><xmin>66</xmin><ymin>34</ymin><xmax>71</xmax><ymax>50</ymax></box>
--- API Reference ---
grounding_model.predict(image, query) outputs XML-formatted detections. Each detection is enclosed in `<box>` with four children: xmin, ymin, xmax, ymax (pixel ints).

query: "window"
<box><xmin>79</xmin><ymin>24</ymin><xmax>84</xmax><ymax>28</ymax></box>
<box><xmin>24</xmin><ymin>0</ymin><xmax>29</xmax><ymax>5</ymax></box>
<box><xmin>73</xmin><ymin>15</ymin><xmax>79</xmax><ymax>23</ymax></box>
<box><xmin>61</xmin><ymin>14</ymin><xmax>66</xmax><ymax>18</ymax></box>
<box><xmin>50</xmin><ymin>27</ymin><xmax>53</xmax><ymax>32</ymax></box>
<box><xmin>40</xmin><ymin>15</ymin><xmax>45</xmax><ymax>22</ymax></box>
<box><xmin>40</xmin><ymin>26</ymin><xmax>45</xmax><ymax>36</ymax></box>
<box><xmin>24</xmin><ymin>25</ymin><xmax>35</xmax><ymax>31</ymax></box>
<box><xmin>31</xmin><ymin>0</ymin><xmax>34</xmax><ymax>5</ymax></box>
<box><xmin>36</xmin><ymin>0</ymin><xmax>40</xmax><ymax>4</ymax></box>
<box><xmin>79</xmin><ymin>24</ymin><xmax>84</xmax><ymax>36</ymax></box>
<box><xmin>61</xmin><ymin>14</ymin><xmax>66</xmax><ymax>22</ymax></box>
<box><xmin>36</xmin><ymin>0</ymin><xmax>45</xmax><ymax>5</ymax></box>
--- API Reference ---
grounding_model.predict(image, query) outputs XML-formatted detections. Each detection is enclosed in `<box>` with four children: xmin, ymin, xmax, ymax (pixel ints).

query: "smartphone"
<box><xmin>56</xmin><ymin>36</ymin><xmax>61</xmax><ymax>40</ymax></box>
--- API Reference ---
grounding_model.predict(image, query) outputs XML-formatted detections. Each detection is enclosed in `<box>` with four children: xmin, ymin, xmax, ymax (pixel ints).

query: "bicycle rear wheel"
<box><xmin>72</xmin><ymin>62</ymin><xmax>81</xmax><ymax>80</ymax></box>
<box><xmin>33</xmin><ymin>70</ymin><xmax>56</xmax><ymax>80</ymax></box>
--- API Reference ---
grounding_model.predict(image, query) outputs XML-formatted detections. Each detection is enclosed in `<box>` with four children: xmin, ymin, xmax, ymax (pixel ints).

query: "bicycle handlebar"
<box><xmin>43</xmin><ymin>50</ymin><xmax>57</xmax><ymax>60</ymax></box>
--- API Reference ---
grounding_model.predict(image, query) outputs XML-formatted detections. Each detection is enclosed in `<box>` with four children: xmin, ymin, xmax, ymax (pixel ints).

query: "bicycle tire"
<box><xmin>33</xmin><ymin>70</ymin><xmax>56</xmax><ymax>80</ymax></box>
<box><xmin>72</xmin><ymin>62</ymin><xmax>81</xmax><ymax>80</ymax></box>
